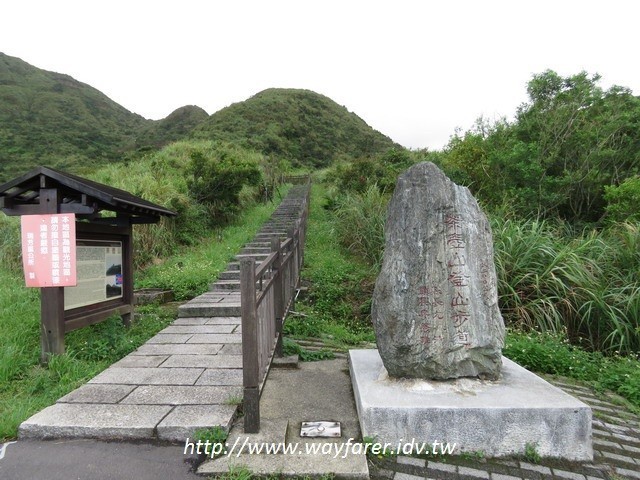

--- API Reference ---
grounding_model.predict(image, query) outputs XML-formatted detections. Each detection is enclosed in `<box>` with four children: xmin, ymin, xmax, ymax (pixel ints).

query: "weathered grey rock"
<box><xmin>372</xmin><ymin>162</ymin><xmax>505</xmax><ymax>380</ymax></box>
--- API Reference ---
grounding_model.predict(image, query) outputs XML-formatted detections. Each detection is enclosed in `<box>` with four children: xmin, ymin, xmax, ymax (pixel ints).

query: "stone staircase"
<box><xmin>178</xmin><ymin>184</ymin><xmax>309</xmax><ymax>319</ymax></box>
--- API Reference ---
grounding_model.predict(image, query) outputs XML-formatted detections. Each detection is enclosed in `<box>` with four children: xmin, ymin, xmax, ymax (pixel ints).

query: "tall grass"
<box><xmin>284</xmin><ymin>184</ymin><xmax>376</xmax><ymax>344</ymax></box>
<box><xmin>332</xmin><ymin>185</ymin><xmax>387</xmax><ymax>268</ymax></box>
<box><xmin>493</xmin><ymin>219</ymin><xmax>640</xmax><ymax>354</ymax></box>
<box><xmin>0</xmin><ymin>216</ymin><xmax>21</xmax><ymax>272</ymax></box>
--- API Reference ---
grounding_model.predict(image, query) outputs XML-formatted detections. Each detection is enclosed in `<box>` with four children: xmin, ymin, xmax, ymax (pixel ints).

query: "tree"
<box><xmin>442</xmin><ymin>70</ymin><xmax>640</xmax><ymax>223</ymax></box>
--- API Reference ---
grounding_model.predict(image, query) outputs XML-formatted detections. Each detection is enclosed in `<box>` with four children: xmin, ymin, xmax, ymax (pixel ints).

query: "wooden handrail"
<box><xmin>240</xmin><ymin>182</ymin><xmax>310</xmax><ymax>433</ymax></box>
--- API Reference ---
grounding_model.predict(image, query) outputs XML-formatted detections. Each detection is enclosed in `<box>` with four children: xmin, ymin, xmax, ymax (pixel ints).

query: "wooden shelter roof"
<box><xmin>0</xmin><ymin>166</ymin><xmax>176</xmax><ymax>222</ymax></box>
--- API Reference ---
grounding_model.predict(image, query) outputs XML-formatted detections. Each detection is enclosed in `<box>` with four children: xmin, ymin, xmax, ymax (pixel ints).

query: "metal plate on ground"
<box><xmin>300</xmin><ymin>421</ymin><xmax>341</xmax><ymax>437</ymax></box>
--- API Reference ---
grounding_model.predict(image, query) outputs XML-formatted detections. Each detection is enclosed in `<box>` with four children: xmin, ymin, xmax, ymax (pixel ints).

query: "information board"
<box><xmin>64</xmin><ymin>240</ymin><xmax>123</xmax><ymax>310</ymax></box>
<box><xmin>21</xmin><ymin>214</ymin><xmax>77</xmax><ymax>287</ymax></box>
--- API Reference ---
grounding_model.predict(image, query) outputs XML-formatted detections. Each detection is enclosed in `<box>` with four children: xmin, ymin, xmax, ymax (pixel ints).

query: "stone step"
<box><xmin>272</xmin><ymin>354</ymin><xmax>300</xmax><ymax>369</ymax></box>
<box><xmin>178</xmin><ymin>292</ymin><xmax>242</xmax><ymax>318</ymax></box>
<box><xmin>210</xmin><ymin>281</ymin><xmax>241</xmax><ymax>291</ymax></box>
<box><xmin>225</xmin><ymin>260</ymin><xmax>265</xmax><ymax>272</ymax></box>
<box><xmin>254</xmin><ymin>234</ymin><xmax>287</xmax><ymax>241</ymax></box>
<box><xmin>218</xmin><ymin>270</ymin><xmax>240</xmax><ymax>280</ymax></box>
<box><xmin>240</xmin><ymin>247</ymin><xmax>272</xmax><ymax>255</ymax></box>
<box><xmin>178</xmin><ymin>303</ymin><xmax>241</xmax><ymax>318</ymax></box>
<box><xmin>235</xmin><ymin>253</ymin><xmax>270</xmax><ymax>262</ymax></box>
<box><xmin>264</xmin><ymin>223</ymin><xmax>296</xmax><ymax>228</ymax></box>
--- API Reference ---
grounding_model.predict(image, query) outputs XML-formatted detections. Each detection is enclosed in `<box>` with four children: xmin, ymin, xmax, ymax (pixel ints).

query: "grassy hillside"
<box><xmin>0</xmin><ymin>53</ymin><xmax>211</xmax><ymax>182</ymax></box>
<box><xmin>192</xmin><ymin>88</ymin><xmax>399</xmax><ymax>168</ymax></box>
<box><xmin>0</xmin><ymin>55</ymin><xmax>401</xmax><ymax>180</ymax></box>
<box><xmin>0</xmin><ymin>52</ymin><xmax>148</xmax><ymax>180</ymax></box>
<box><xmin>137</xmin><ymin>105</ymin><xmax>209</xmax><ymax>149</ymax></box>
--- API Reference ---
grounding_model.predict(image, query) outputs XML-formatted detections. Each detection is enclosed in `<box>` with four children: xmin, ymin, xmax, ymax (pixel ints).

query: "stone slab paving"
<box><xmin>18</xmin><ymin>318</ymin><xmax>244</xmax><ymax>442</ymax></box>
<box><xmin>369</xmin><ymin>378</ymin><xmax>640</xmax><ymax>480</ymax></box>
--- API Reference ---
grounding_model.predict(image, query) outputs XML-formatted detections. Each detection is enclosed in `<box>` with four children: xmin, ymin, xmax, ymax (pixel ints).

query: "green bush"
<box><xmin>136</xmin><ymin>196</ymin><xmax>285</xmax><ymax>300</ymax></box>
<box><xmin>331</xmin><ymin>147</ymin><xmax>421</xmax><ymax>195</ymax></box>
<box><xmin>333</xmin><ymin>156</ymin><xmax>395</xmax><ymax>194</ymax></box>
<box><xmin>504</xmin><ymin>329</ymin><xmax>640</xmax><ymax>409</ymax></box>
<box><xmin>91</xmin><ymin>145</ymin><xmax>204</xmax><ymax>268</ymax></box>
<box><xmin>604</xmin><ymin>176</ymin><xmax>640</xmax><ymax>223</ymax></box>
<box><xmin>439</xmin><ymin>71</ymin><xmax>640</xmax><ymax>224</ymax></box>
<box><xmin>185</xmin><ymin>142</ymin><xmax>262</xmax><ymax>224</ymax></box>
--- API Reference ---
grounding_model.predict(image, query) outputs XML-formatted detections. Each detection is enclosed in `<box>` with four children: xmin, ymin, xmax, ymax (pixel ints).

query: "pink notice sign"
<box><xmin>21</xmin><ymin>214</ymin><xmax>77</xmax><ymax>287</ymax></box>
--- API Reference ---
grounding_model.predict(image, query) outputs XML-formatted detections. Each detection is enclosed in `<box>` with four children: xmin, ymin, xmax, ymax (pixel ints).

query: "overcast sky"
<box><xmin>2</xmin><ymin>0</ymin><xmax>639</xmax><ymax>150</ymax></box>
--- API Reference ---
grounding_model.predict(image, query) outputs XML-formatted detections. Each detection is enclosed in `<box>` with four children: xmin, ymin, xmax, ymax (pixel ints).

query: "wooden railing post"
<box><xmin>271</xmin><ymin>236</ymin><xmax>284</xmax><ymax>357</ymax></box>
<box><xmin>295</xmin><ymin>219</ymin><xmax>302</xmax><ymax>273</ymax></box>
<box><xmin>287</xmin><ymin>225</ymin><xmax>297</xmax><ymax>312</ymax></box>
<box><xmin>240</xmin><ymin>257</ymin><xmax>260</xmax><ymax>433</ymax></box>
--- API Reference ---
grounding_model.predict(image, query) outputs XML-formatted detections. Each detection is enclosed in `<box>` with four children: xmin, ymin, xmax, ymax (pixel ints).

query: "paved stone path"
<box><xmin>19</xmin><ymin>313</ymin><xmax>242</xmax><ymax>441</ymax></box>
<box><xmin>369</xmin><ymin>379</ymin><xmax>640</xmax><ymax>480</ymax></box>
<box><xmin>19</xmin><ymin>185</ymin><xmax>310</xmax><ymax>443</ymax></box>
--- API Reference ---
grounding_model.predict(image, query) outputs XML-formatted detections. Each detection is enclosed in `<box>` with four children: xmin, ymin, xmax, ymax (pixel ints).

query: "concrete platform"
<box><xmin>198</xmin><ymin>358</ymin><xmax>369</xmax><ymax>478</ymax></box>
<box><xmin>349</xmin><ymin>349</ymin><xmax>593</xmax><ymax>461</ymax></box>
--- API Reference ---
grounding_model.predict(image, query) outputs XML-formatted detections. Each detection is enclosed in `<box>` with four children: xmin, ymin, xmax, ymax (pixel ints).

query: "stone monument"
<box><xmin>372</xmin><ymin>161</ymin><xmax>504</xmax><ymax>380</ymax></box>
<box><xmin>349</xmin><ymin>162</ymin><xmax>592</xmax><ymax>460</ymax></box>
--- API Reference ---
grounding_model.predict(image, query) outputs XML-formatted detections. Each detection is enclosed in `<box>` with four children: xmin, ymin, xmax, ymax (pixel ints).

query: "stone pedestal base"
<box><xmin>349</xmin><ymin>349</ymin><xmax>592</xmax><ymax>461</ymax></box>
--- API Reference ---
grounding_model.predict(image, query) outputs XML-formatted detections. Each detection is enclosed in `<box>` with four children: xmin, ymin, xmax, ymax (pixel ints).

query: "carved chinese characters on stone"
<box><xmin>416</xmin><ymin>285</ymin><xmax>444</xmax><ymax>347</ymax></box>
<box><xmin>372</xmin><ymin>162</ymin><xmax>505</xmax><ymax>380</ymax></box>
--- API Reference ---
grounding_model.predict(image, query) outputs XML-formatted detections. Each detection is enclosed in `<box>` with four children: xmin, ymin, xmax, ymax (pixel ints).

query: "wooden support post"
<box><xmin>121</xmin><ymin>220</ymin><xmax>134</xmax><ymax>328</ymax></box>
<box><xmin>240</xmin><ymin>257</ymin><xmax>260</xmax><ymax>433</ymax></box>
<box><xmin>295</xmin><ymin>219</ymin><xmax>302</xmax><ymax>273</ymax></box>
<box><xmin>39</xmin><ymin>188</ymin><xmax>65</xmax><ymax>364</ymax></box>
<box><xmin>271</xmin><ymin>236</ymin><xmax>284</xmax><ymax>358</ymax></box>
<box><xmin>286</xmin><ymin>225</ymin><xmax>297</xmax><ymax>312</ymax></box>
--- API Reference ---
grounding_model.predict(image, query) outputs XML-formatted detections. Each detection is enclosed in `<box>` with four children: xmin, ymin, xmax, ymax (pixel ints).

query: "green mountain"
<box><xmin>191</xmin><ymin>88</ymin><xmax>399</xmax><ymax>167</ymax></box>
<box><xmin>0</xmin><ymin>52</ymin><xmax>146</xmax><ymax>181</ymax></box>
<box><xmin>0</xmin><ymin>54</ymin><xmax>400</xmax><ymax>182</ymax></box>
<box><xmin>137</xmin><ymin>105</ymin><xmax>210</xmax><ymax>148</ymax></box>
<box><xmin>0</xmin><ymin>53</ymin><xmax>213</xmax><ymax>182</ymax></box>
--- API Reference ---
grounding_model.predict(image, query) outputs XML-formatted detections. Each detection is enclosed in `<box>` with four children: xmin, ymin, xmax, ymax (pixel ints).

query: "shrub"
<box><xmin>504</xmin><ymin>329</ymin><xmax>640</xmax><ymax>409</ymax></box>
<box><xmin>91</xmin><ymin>144</ymin><xmax>203</xmax><ymax>268</ymax></box>
<box><xmin>185</xmin><ymin>142</ymin><xmax>262</xmax><ymax>224</ymax></box>
<box><xmin>604</xmin><ymin>176</ymin><xmax>640</xmax><ymax>223</ymax></box>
